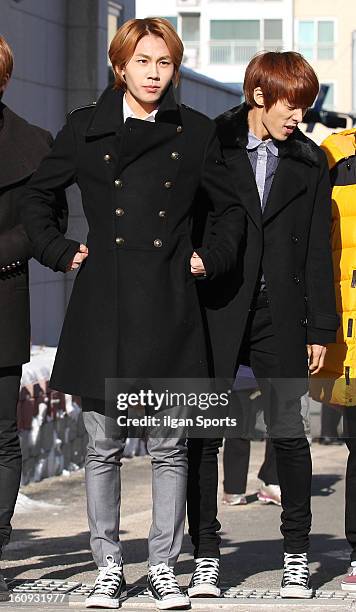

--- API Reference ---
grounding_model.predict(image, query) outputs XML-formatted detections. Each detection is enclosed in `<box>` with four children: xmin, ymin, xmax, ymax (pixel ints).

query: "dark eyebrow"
<box><xmin>135</xmin><ymin>53</ymin><xmax>172</xmax><ymax>60</ymax></box>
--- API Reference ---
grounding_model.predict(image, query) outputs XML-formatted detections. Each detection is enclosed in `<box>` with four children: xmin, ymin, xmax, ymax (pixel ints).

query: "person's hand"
<box><xmin>307</xmin><ymin>344</ymin><xmax>326</xmax><ymax>375</ymax></box>
<box><xmin>190</xmin><ymin>251</ymin><xmax>206</xmax><ymax>276</ymax></box>
<box><xmin>67</xmin><ymin>244</ymin><xmax>88</xmax><ymax>271</ymax></box>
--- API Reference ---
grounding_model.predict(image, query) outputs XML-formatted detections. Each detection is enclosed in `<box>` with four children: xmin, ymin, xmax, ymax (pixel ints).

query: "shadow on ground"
<box><xmin>2</xmin><ymin>527</ymin><xmax>350</xmax><ymax>591</ymax></box>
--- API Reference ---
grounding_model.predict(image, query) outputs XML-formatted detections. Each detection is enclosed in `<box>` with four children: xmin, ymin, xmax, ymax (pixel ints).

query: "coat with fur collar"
<box><xmin>195</xmin><ymin>103</ymin><xmax>339</xmax><ymax>388</ymax></box>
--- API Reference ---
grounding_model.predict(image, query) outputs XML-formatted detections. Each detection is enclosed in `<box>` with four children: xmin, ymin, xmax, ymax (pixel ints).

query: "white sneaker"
<box><xmin>222</xmin><ymin>493</ymin><xmax>247</xmax><ymax>506</ymax></box>
<box><xmin>280</xmin><ymin>553</ymin><xmax>313</xmax><ymax>598</ymax></box>
<box><xmin>147</xmin><ymin>563</ymin><xmax>190</xmax><ymax>610</ymax></box>
<box><xmin>257</xmin><ymin>483</ymin><xmax>281</xmax><ymax>506</ymax></box>
<box><xmin>188</xmin><ymin>557</ymin><xmax>221</xmax><ymax>597</ymax></box>
<box><xmin>85</xmin><ymin>555</ymin><xmax>127</xmax><ymax>608</ymax></box>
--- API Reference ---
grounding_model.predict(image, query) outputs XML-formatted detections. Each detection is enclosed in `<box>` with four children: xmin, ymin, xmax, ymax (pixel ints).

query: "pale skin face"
<box><xmin>68</xmin><ymin>35</ymin><xmax>205</xmax><ymax>276</ymax></box>
<box><xmin>248</xmin><ymin>87</ymin><xmax>307</xmax><ymax>142</ymax></box>
<box><xmin>117</xmin><ymin>34</ymin><xmax>175</xmax><ymax>118</ymax></box>
<box><xmin>248</xmin><ymin>88</ymin><xmax>326</xmax><ymax>373</ymax></box>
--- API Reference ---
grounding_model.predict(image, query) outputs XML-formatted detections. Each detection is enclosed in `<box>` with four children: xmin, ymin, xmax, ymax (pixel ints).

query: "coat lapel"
<box><xmin>224</xmin><ymin>148</ymin><xmax>262</xmax><ymax>229</ymax></box>
<box><xmin>86</xmin><ymin>82</ymin><xmax>183</xmax><ymax>176</ymax></box>
<box><xmin>215</xmin><ymin>102</ymin><xmax>321</xmax><ymax>226</ymax></box>
<box><xmin>0</xmin><ymin>105</ymin><xmax>50</xmax><ymax>189</ymax></box>
<box><xmin>262</xmin><ymin>157</ymin><xmax>307</xmax><ymax>223</ymax></box>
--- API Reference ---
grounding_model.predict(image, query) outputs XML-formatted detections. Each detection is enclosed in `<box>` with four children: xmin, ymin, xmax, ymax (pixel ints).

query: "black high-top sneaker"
<box><xmin>0</xmin><ymin>572</ymin><xmax>9</xmax><ymax>603</ymax></box>
<box><xmin>0</xmin><ymin>547</ymin><xmax>10</xmax><ymax>602</ymax></box>
<box><xmin>188</xmin><ymin>557</ymin><xmax>220</xmax><ymax>597</ymax></box>
<box><xmin>280</xmin><ymin>552</ymin><xmax>313</xmax><ymax>598</ymax></box>
<box><xmin>85</xmin><ymin>555</ymin><xmax>127</xmax><ymax>609</ymax></box>
<box><xmin>147</xmin><ymin>563</ymin><xmax>190</xmax><ymax>610</ymax></box>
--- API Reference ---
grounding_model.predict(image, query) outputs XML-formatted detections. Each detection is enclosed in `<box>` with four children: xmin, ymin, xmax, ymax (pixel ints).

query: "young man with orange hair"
<box><xmin>23</xmin><ymin>18</ymin><xmax>244</xmax><ymax>610</ymax></box>
<box><xmin>0</xmin><ymin>36</ymin><xmax>54</xmax><ymax>602</ymax></box>
<box><xmin>187</xmin><ymin>52</ymin><xmax>338</xmax><ymax>599</ymax></box>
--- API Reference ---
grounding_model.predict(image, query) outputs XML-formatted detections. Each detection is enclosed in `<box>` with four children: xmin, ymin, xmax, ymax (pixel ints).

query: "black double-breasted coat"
<box><xmin>23</xmin><ymin>84</ymin><xmax>245</xmax><ymax>399</ymax></box>
<box><xmin>0</xmin><ymin>104</ymin><xmax>53</xmax><ymax>368</ymax></box>
<box><xmin>195</xmin><ymin>103</ymin><xmax>339</xmax><ymax>386</ymax></box>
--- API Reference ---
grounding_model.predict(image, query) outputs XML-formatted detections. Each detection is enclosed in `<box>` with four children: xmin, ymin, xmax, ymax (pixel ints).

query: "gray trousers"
<box><xmin>82</xmin><ymin>410</ymin><xmax>187</xmax><ymax>568</ymax></box>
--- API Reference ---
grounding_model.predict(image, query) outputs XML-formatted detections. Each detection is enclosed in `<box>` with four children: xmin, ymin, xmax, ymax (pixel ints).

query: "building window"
<box><xmin>108</xmin><ymin>2</ymin><xmax>124</xmax><ymax>55</ymax></box>
<box><xmin>210</xmin><ymin>19</ymin><xmax>282</xmax><ymax>64</ymax></box>
<box><xmin>182</xmin><ymin>14</ymin><xmax>200</xmax><ymax>41</ymax></box>
<box><xmin>181</xmin><ymin>14</ymin><xmax>201</xmax><ymax>69</ymax></box>
<box><xmin>108</xmin><ymin>2</ymin><xmax>124</xmax><ymax>83</ymax></box>
<box><xmin>162</xmin><ymin>16</ymin><xmax>178</xmax><ymax>30</ymax></box>
<box><xmin>321</xmin><ymin>83</ymin><xmax>335</xmax><ymax>110</ymax></box>
<box><xmin>297</xmin><ymin>20</ymin><xmax>334</xmax><ymax>60</ymax></box>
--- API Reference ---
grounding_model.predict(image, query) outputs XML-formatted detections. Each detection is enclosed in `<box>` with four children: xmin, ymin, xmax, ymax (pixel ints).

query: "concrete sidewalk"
<box><xmin>0</xmin><ymin>441</ymin><xmax>353</xmax><ymax>610</ymax></box>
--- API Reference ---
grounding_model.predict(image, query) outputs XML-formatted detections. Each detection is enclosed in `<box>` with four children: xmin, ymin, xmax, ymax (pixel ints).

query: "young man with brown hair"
<box><xmin>0</xmin><ymin>35</ymin><xmax>54</xmax><ymax>602</ymax></box>
<box><xmin>23</xmin><ymin>18</ymin><xmax>244</xmax><ymax>610</ymax></box>
<box><xmin>187</xmin><ymin>51</ymin><xmax>339</xmax><ymax>599</ymax></box>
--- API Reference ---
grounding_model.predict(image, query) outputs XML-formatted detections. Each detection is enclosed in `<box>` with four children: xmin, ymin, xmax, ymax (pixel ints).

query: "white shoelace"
<box><xmin>93</xmin><ymin>556</ymin><xmax>122</xmax><ymax>597</ymax></box>
<box><xmin>149</xmin><ymin>563</ymin><xmax>181</xmax><ymax>596</ymax></box>
<box><xmin>192</xmin><ymin>557</ymin><xmax>219</xmax><ymax>585</ymax></box>
<box><xmin>283</xmin><ymin>553</ymin><xmax>309</xmax><ymax>586</ymax></box>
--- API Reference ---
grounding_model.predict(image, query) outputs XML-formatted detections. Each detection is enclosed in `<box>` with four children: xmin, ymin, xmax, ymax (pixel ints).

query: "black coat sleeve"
<box><xmin>0</xmin><ymin>223</ymin><xmax>32</xmax><ymax>268</ymax></box>
<box><xmin>22</xmin><ymin>118</ymin><xmax>80</xmax><ymax>273</ymax></box>
<box><xmin>305</xmin><ymin>152</ymin><xmax>340</xmax><ymax>344</ymax></box>
<box><xmin>195</xmin><ymin>125</ymin><xmax>245</xmax><ymax>280</ymax></box>
<box><xmin>0</xmin><ymin>131</ymin><xmax>54</xmax><ymax>268</ymax></box>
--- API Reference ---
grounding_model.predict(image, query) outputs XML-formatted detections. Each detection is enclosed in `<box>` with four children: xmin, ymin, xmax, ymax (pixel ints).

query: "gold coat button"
<box><xmin>115</xmin><ymin>179</ymin><xmax>123</xmax><ymax>188</ymax></box>
<box><xmin>176</xmin><ymin>125</ymin><xmax>183</xmax><ymax>133</ymax></box>
<box><xmin>116</xmin><ymin>237</ymin><xmax>125</xmax><ymax>246</ymax></box>
<box><xmin>158</xmin><ymin>210</ymin><xmax>166</xmax><ymax>218</ymax></box>
<box><xmin>164</xmin><ymin>181</ymin><xmax>172</xmax><ymax>189</ymax></box>
<box><xmin>104</xmin><ymin>154</ymin><xmax>111</xmax><ymax>162</ymax></box>
<box><xmin>171</xmin><ymin>152</ymin><xmax>180</xmax><ymax>160</ymax></box>
<box><xmin>115</xmin><ymin>208</ymin><xmax>124</xmax><ymax>216</ymax></box>
<box><xmin>154</xmin><ymin>239</ymin><xmax>162</xmax><ymax>248</ymax></box>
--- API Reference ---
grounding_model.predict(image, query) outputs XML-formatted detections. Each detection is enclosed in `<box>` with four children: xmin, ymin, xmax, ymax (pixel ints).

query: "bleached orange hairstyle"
<box><xmin>109</xmin><ymin>18</ymin><xmax>183</xmax><ymax>90</ymax></box>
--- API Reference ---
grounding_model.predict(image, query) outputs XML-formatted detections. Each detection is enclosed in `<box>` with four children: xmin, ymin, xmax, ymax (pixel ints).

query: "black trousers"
<box><xmin>187</xmin><ymin>296</ymin><xmax>311</xmax><ymax>556</ymax></box>
<box><xmin>223</xmin><ymin>437</ymin><xmax>278</xmax><ymax>494</ymax></box>
<box><xmin>343</xmin><ymin>407</ymin><xmax>356</xmax><ymax>563</ymax></box>
<box><xmin>321</xmin><ymin>403</ymin><xmax>342</xmax><ymax>438</ymax></box>
<box><xmin>0</xmin><ymin>366</ymin><xmax>22</xmax><ymax>552</ymax></box>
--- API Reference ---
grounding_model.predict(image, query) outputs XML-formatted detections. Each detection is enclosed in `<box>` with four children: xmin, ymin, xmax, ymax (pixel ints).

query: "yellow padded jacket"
<box><xmin>311</xmin><ymin>129</ymin><xmax>356</xmax><ymax>406</ymax></box>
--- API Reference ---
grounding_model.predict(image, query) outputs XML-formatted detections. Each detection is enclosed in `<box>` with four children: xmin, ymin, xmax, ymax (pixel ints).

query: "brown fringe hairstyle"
<box><xmin>244</xmin><ymin>51</ymin><xmax>319</xmax><ymax>111</ymax></box>
<box><xmin>109</xmin><ymin>18</ymin><xmax>184</xmax><ymax>90</ymax></box>
<box><xmin>0</xmin><ymin>36</ymin><xmax>14</xmax><ymax>87</ymax></box>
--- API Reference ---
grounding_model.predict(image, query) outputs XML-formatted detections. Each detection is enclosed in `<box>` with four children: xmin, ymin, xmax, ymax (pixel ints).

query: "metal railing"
<box><xmin>209</xmin><ymin>40</ymin><xmax>283</xmax><ymax>64</ymax></box>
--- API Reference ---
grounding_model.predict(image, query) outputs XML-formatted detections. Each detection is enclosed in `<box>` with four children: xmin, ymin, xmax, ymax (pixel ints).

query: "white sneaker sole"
<box><xmin>188</xmin><ymin>583</ymin><xmax>221</xmax><ymax>597</ymax></box>
<box><xmin>341</xmin><ymin>582</ymin><xmax>356</xmax><ymax>592</ymax></box>
<box><xmin>280</xmin><ymin>585</ymin><xmax>313</xmax><ymax>599</ymax></box>
<box><xmin>85</xmin><ymin>590</ymin><xmax>127</xmax><ymax>608</ymax></box>
<box><xmin>257</xmin><ymin>494</ymin><xmax>281</xmax><ymax>506</ymax></box>
<box><xmin>148</xmin><ymin>591</ymin><xmax>190</xmax><ymax>610</ymax></box>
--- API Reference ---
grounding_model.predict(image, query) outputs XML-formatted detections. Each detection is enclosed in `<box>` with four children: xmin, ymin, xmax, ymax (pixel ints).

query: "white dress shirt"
<box><xmin>123</xmin><ymin>94</ymin><xmax>159</xmax><ymax>123</ymax></box>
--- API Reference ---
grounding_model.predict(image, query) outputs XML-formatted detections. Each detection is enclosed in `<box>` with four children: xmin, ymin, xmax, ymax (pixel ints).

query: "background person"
<box><xmin>0</xmin><ymin>35</ymin><xmax>58</xmax><ymax>601</ymax></box>
<box><xmin>311</xmin><ymin>127</ymin><xmax>356</xmax><ymax>591</ymax></box>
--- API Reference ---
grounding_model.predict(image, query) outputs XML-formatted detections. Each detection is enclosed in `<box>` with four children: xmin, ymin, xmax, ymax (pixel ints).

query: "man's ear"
<box><xmin>253</xmin><ymin>87</ymin><xmax>265</xmax><ymax>108</ymax></box>
<box><xmin>114</xmin><ymin>65</ymin><xmax>125</xmax><ymax>81</ymax></box>
<box><xmin>0</xmin><ymin>74</ymin><xmax>9</xmax><ymax>94</ymax></box>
